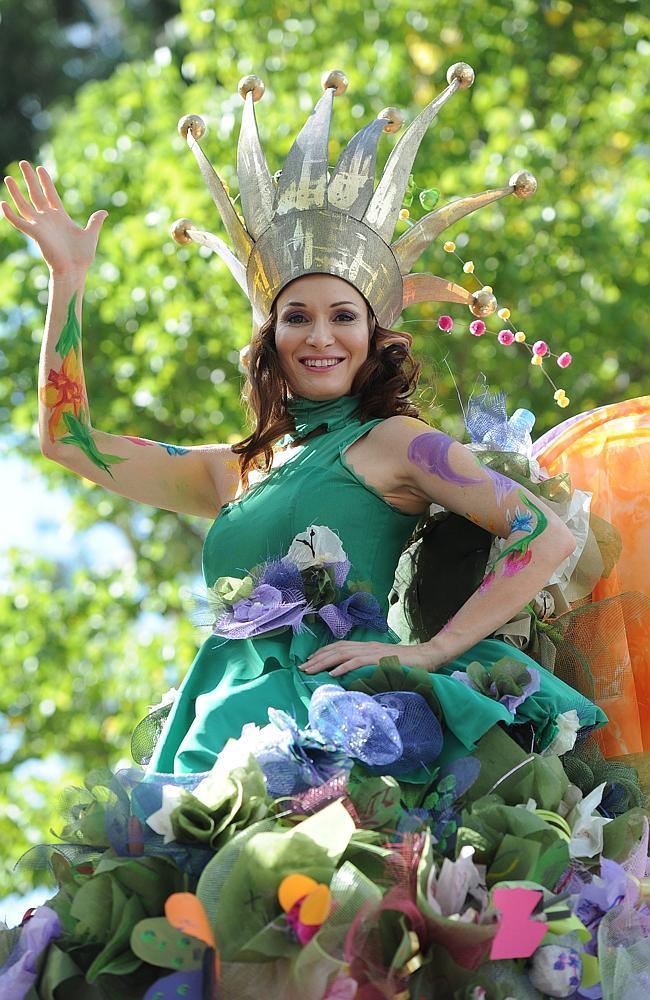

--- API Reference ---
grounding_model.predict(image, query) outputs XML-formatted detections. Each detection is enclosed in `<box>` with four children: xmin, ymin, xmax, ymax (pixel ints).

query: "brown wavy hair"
<box><xmin>232</xmin><ymin>301</ymin><xmax>422</xmax><ymax>486</ymax></box>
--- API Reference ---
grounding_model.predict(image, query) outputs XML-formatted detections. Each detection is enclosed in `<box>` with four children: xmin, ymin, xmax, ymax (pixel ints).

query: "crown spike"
<box><xmin>391</xmin><ymin>183</ymin><xmax>526</xmax><ymax>274</ymax></box>
<box><xmin>237</xmin><ymin>76</ymin><xmax>275</xmax><ymax>239</ymax></box>
<box><xmin>363</xmin><ymin>64</ymin><xmax>474</xmax><ymax>242</ymax></box>
<box><xmin>327</xmin><ymin>117</ymin><xmax>386</xmax><ymax>219</ymax></box>
<box><xmin>402</xmin><ymin>272</ymin><xmax>473</xmax><ymax>309</ymax></box>
<box><xmin>274</xmin><ymin>74</ymin><xmax>345</xmax><ymax>216</ymax></box>
<box><xmin>178</xmin><ymin>115</ymin><xmax>252</xmax><ymax>264</ymax></box>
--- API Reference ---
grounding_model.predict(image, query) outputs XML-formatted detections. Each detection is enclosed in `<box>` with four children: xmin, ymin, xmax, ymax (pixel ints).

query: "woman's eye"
<box><xmin>335</xmin><ymin>312</ymin><xmax>356</xmax><ymax>322</ymax></box>
<box><xmin>286</xmin><ymin>313</ymin><xmax>307</xmax><ymax>324</ymax></box>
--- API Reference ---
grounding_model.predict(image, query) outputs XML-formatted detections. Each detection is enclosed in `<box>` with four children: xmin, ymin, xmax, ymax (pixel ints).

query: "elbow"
<box><xmin>553</xmin><ymin>522</ymin><xmax>577</xmax><ymax>562</ymax></box>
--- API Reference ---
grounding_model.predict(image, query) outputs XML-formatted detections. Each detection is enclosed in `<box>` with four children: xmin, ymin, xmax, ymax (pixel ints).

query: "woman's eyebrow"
<box><xmin>282</xmin><ymin>300</ymin><xmax>356</xmax><ymax>307</ymax></box>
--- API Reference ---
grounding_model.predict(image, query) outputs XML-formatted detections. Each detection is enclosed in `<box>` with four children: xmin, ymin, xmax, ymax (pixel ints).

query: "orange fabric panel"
<box><xmin>536</xmin><ymin>396</ymin><xmax>650</xmax><ymax>756</ymax></box>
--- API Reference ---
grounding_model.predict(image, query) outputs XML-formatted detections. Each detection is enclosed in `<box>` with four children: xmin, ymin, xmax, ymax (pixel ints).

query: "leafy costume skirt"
<box><xmin>3</xmin><ymin>393</ymin><xmax>650</xmax><ymax>1000</ymax></box>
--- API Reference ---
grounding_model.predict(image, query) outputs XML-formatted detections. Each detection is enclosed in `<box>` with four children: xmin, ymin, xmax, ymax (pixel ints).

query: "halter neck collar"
<box><xmin>287</xmin><ymin>394</ymin><xmax>362</xmax><ymax>438</ymax></box>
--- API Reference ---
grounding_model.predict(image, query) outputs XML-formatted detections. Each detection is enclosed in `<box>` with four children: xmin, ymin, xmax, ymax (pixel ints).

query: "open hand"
<box><xmin>298</xmin><ymin>640</ymin><xmax>440</xmax><ymax>678</ymax></box>
<box><xmin>1</xmin><ymin>160</ymin><xmax>107</xmax><ymax>276</ymax></box>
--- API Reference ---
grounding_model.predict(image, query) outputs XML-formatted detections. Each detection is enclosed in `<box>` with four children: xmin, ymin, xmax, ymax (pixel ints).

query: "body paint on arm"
<box><xmin>407</xmin><ymin>432</ymin><xmax>519</xmax><ymax>508</ymax></box>
<box><xmin>480</xmin><ymin>492</ymin><xmax>549</xmax><ymax>590</ymax></box>
<box><xmin>42</xmin><ymin>291</ymin><xmax>127</xmax><ymax>477</ymax></box>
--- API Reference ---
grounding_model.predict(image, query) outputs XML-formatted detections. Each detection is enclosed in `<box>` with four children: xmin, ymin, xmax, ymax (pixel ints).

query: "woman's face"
<box><xmin>274</xmin><ymin>274</ymin><xmax>371</xmax><ymax>400</ymax></box>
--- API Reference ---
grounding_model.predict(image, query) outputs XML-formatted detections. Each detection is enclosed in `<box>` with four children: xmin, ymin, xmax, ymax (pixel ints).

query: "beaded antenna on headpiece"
<box><xmin>170</xmin><ymin>63</ymin><xmax>537</xmax><ymax>332</ymax></box>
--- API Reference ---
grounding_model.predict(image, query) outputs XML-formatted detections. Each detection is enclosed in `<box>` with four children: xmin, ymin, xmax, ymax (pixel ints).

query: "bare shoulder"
<box><xmin>366</xmin><ymin>413</ymin><xmax>436</xmax><ymax>459</ymax></box>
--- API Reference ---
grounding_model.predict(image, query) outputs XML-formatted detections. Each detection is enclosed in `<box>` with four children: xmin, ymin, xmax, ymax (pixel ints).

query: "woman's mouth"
<box><xmin>298</xmin><ymin>358</ymin><xmax>345</xmax><ymax>371</ymax></box>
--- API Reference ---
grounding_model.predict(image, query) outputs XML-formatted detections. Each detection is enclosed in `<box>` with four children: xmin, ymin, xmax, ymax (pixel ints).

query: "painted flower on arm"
<box><xmin>40</xmin><ymin>352</ymin><xmax>86</xmax><ymax>444</ymax></box>
<box><xmin>502</xmin><ymin>547</ymin><xmax>533</xmax><ymax>576</ymax></box>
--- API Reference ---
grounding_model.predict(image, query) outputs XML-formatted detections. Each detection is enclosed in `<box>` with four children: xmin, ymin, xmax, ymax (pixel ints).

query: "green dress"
<box><xmin>148</xmin><ymin>394</ymin><xmax>606</xmax><ymax>776</ymax></box>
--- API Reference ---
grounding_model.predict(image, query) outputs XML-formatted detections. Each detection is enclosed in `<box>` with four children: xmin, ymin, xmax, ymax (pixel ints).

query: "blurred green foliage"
<box><xmin>0</xmin><ymin>0</ymin><xmax>648</xmax><ymax>895</ymax></box>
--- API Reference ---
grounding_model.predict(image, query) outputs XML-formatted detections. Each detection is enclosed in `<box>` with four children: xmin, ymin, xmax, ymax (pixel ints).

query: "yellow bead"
<box><xmin>531</xmin><ymin>354</ymin><xmax>543</xmax><ymax>366</ymax></box>
<box><xmin>463</xmin><ymin>260</ymin><xmax>475</xmax><ymax>273</ymax></box>
<box><xmin>483</xmin><ymin>285</ymin><xmax>493</xmax><ymax>293</ymax></box>
<box><xmin>557</xmin><ymin>396</ymin><xmax>570</xmax><ymax>408</ymax></box>
<box><xmin>443</xmin><ymin>241</ymin><xmax>456</xmax><ymax>253</ymax></box>
<box><xmin>399</xmin><ymin>208</ymin><xmax>410</xmax><ymax>221</ymax></box>
<box><xmin>553</xmin><ymin>389</ymin><xmax>566</xmax><ymax>401</ymax></box>
<box><xmin>498</xmin><ymin>307</ymin><xmax>511</xmax><ymax>320</ymax></box>
<box><xmin>514</xmin><ymin>331</ymin><xmax>526</xmax><ymax>343</ymax></box>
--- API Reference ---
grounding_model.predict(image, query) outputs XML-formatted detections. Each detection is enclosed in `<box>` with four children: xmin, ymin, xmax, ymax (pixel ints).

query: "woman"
<box><xmin>3</xmin><ymin>134</ymin><xmax>645</xmax><ymax>999</ymax></box>
<box><xmin>2</xmin><ymin>160</ymin><xmax>601</xmax><ymax>782</ymax></box>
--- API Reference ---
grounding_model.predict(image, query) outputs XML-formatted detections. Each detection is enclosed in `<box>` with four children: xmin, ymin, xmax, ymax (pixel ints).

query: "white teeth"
<box><xmin>301</xmin><ymin>359</ymin><xmax>342</xmax><ymax>368</ymax></box>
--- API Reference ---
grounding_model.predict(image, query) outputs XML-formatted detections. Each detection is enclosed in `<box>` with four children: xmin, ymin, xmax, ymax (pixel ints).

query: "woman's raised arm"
<box><xmin>2</xmin><ymin>162</ymin><xmax>240</xmax><ymax>518</ymax></box>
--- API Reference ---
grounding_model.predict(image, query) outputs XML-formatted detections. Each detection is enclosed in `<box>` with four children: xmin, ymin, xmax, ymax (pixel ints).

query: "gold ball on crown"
<box><xmin>169</xmin><ymin>218</ymin><xmax>195</xmax><ymax>245</ymax></box>
<box><xmin>321</xmin><ymin>69</ymin><xmax>349</xmax><ymax>96</ymax></box>
<box><xmin>378</xmin><ymin>107</ymin><xmax>404</xmax><ymax>134</ymax></box>
<box><xmin>446</xmin><ymin>62</ymin><xmax>475</xmax><ymax>89</ymax></box>
<box><xmin>177</xmin><ymin>114</ymin><xmax>207</xmax><ymax>141</ymax></box>
<box><xmin>469</xmin><ymin>288</ymin><xmax>498</xmax><ymax>317</ymax></box>
<box><xmin>238</xmin><ymin>74</ymin><xmax>265</xmax><ymax>102</ymax></box>
<box><xmin>510</xmin><ymin>170</ymin><xmax>538</xmax><ymax>198</ymax></box>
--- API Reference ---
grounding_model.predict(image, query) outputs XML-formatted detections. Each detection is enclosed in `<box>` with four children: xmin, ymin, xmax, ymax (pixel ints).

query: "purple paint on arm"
<box><xmin>485</xmin><ymin>466</ymin><xmax>519</xmax><ymax>507</ymax></box>
<box><xmin>407</xmin><ymin>433</ymin><xmax>483</xmax><ymax>486</ymax></box>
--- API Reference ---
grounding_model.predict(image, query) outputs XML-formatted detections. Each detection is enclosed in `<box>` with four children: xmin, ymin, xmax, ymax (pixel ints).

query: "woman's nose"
<box><xmin>304</xmin><ymin>320</ymin><xmax>335</xmax><ymax>346</ymax></box>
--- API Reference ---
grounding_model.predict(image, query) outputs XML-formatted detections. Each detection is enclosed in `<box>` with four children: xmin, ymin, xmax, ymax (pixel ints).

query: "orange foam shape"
<box><xmin>278</xmin><ymin>874</ymin><xmax>319</xmax><ymax>913</ymax></box>
<box><xmin>299</xmin><ymin>884</ymin><xmax>332</xmax><ymax>926</ymax></box>
<box><xmin>165</xmin><ymin>893</ymin><xmax>215</xmax><ymax>949</ymax></box>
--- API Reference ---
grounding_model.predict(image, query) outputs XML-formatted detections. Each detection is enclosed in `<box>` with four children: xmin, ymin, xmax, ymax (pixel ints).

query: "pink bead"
<box><xmin>469</xmin><ymin>319</ymin><xmax>486</xmax><ymax>337</ymax></box>
<box><xmin>497</xmin><ymin>329</ymin><xmax>515</xmax><ymax>346</ymax></box>
<box><xmin>532</xmin><ymin>340</ymin><xmax>549</xmax><ymax>357</ymax></box>
<box><xmin>437</xmin><ymin>314</ymin><xmax>454</xmax><ymax>332</ymax></box>
<box><xmin>557</xmin><ymin>351</ymin><xmax>573</xmax><ymax>368</ymax></box>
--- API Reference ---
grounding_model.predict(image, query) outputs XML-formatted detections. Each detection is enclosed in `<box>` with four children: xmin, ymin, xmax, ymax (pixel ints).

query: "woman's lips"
<box><xmin>297</xmin><ymin>358</ymin><xmax>345</xmax><ymax>372</ymax></box>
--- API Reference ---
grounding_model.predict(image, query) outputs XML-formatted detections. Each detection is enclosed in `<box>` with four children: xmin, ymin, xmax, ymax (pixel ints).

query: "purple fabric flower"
<box><xmin>214</xmin><ymin>583</ymin><xmax>309</xmax><ymax>640</ymax></box>
<box><xmin>318</xmin><ymin>591</ymin><xmax>388</xmax><ymax>639</ymax></box>
<box><xmin>573</xmin><ymin>857</ymin><xmax>633</xmax><ymax>956</ymax></box>
<box><xmin>258</xmin><ymin>558</ymin><xmax>306</xmax><ymax>601</ymax></box>
<box><xmin>450</xmin><ymin>664</ymin><xmax>541</xmax><ymax>715</ymax></box>
<box><xmin>308</xmin><ymin>685</ymin><xmax>402</xmax><ymax>766</ymax></box>
<box><xmin>0</xmin><ymin>906</ymin><xmax>61</xmax><ymax>999</ymax></box>
<box><xmin>232</xmin><ymin>584</ymin><xmax>283</xmax><ymax>621</ymax></box>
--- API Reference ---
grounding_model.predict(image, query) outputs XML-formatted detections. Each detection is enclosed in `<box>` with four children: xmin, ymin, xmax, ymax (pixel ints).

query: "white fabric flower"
<box><xmin>147</xmin><ymin>686</ymin><xmax>178</xmax><ymax>714</ymax></box>
<box><xmin>193</xmin><ymin>725</ymin><xmax>267</xmax><ymax>806</ymax></box>
<box><xmin>286</xmin><ymin>525</ymin><xmax>347</xmax><ymax>570</ymax></box>
<box><xmin>545</xmin><ymin>710</ymin><xmax>580</xmax><ymax>756</ymax></box>
<box><xmin>145</xmin><ymin>784</ymin><xmax>185</xmax><ymax>843</ymax></box>
<box><xmin>566</xmin><ymin>781</ymin><xmax>613</xmax><ymax>858</ymax></box>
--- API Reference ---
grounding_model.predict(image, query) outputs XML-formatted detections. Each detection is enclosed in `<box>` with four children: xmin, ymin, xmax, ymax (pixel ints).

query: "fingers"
<box><xmin>18</xmin><ymin>160</ymin><xmax>49</xmax><ymax>212</ymax></box>
<box><xmin>35</xmin><ymin>165</ymin><xmax>65</xmax><ymax>210</ymax></box>
<box><xmin>3</xmin><ymin>175</ymin><xmax>37</xmax><ymax>222</ymax></box>
<box><xmin>0</xmin><ymin>200</ymin><xmax>33</xmax><ymax>234</ymax></box>
<box><xmin>84</xmin><ymin>209</ymin><xmax>108</xmax><ymax>232</ymax></box>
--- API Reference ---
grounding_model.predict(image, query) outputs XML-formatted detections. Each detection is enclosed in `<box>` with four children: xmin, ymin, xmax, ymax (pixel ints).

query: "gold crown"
<box><xmin>171</xmin><ymin>63</ymin><xmax>536</xmax><ymax>329</ymax></box>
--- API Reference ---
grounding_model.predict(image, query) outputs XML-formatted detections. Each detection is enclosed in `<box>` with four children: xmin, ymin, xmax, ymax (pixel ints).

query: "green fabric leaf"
<box><xmin>487</xmin><ymin>832</ymin><xmax>541</xmax><ymax>885</ymax></box>
<box><xmin>130</xmin><ymin>917</ymin><xmax>206</xmax><ymax>970</ymax></box>
<box><xmin>346</xmin><ymin>767</ymin><xmax>402</xmax><ymax>829</ymax></box>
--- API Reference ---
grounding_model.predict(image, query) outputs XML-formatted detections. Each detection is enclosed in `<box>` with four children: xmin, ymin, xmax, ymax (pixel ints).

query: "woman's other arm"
<box><xmin>301</xmin><ymin>416</ymin><xmax>576</xmax><ymax>677</ymax></box>
<box><xmin>2</xmin><ymin>162</ymin><xmax>239</xmax><ymax>518</ymax></box>
<box><xmin>392</xmin><ymin>417</ymin><xmax>576</xmax><ymax>664</ymax></box>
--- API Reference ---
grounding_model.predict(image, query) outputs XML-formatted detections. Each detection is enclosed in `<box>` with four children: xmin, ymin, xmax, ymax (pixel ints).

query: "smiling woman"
<box><xmin>1</xmin><ymin>62</ymin><xmax>647</xmax><ymax>1000</ymax></box>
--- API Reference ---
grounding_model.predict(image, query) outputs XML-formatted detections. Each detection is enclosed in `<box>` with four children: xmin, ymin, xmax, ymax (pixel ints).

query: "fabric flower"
<box><xmin>566</xmin><ymin>782</ymin><xmax>613</xmax><ymax>858</ymax></box>
<box><xmin>573</xmin><ymin>857</ymin><xmax>633</xmax><ymax>956</ymax></box>
<box><xmin>211</xmin><ymin>574</ymin><xmax>254</xmax><ymax>605</ymax></box>
<box><xmin>145</xmin><ymin>784</ymin><xmax>185</xmax><ymax>843</ymax></box>
<box><xmin>286</xmin><ymin>525</ymin><xmax>347</xmax><ymax>570</ymax></box>
<box><xmin>318</xmin><ymin>591</ymin><xmax>389</xmax><ymax>638</ymax></box>
<box><xmin>545</xmin><ymin>710</ymin><xmax>580</xmax><ymax>756</ymax></box>
<box><xmin>170</xmin><ymin>757</ymin><xmax>268</xmax><ymax>850</ymax></box>
<box><xmin>450</xmin><ymin>658</ymin><xmax>541</xmax><ymax>715</ymax></box>
<box><xmin>214</xmin><ymin>583</ymin><xmax>308</xmax><ymax>639</ymax></box>
<box><xmin>0</xmin><ymin>907</ymin><xmax>61</xmax><ymax>1000</ymax></box>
